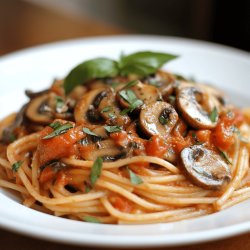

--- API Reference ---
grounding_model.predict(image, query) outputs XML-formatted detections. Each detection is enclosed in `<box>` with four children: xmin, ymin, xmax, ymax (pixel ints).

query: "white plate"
<box><xmin>0</xmin><ymin>35</ymin><xmax>250</xmax><ymax>248</ymax></box>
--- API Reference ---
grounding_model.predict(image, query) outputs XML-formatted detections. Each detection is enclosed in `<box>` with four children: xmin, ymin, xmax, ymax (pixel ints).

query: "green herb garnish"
<box><xmin>101</xmin><ymin>106</ymin><xmax>112</xmax><ymax>113</ymax></box>
<box><xmin>83</xmin><ymin>216</ymin><xmax>101</xmax><ymax>223</ymax></box>
<box><xmin>90</xmin><ymin>157</ymin><xmax>103</xmax><ymax>187</ymax></box>
<box><xmin>218</xmin><ymin>149</ymin><xmax>232</xmax><ymax>164</ymax></box>
<box><xmin>124</xmin><ymin>80</ymin><xmax>138</xmax><ymax>88</ymax></box>
<box><xmin>159</xmin><ymin>116</ymin><xmax>168</xmax><ymax>125</ymax></box>
<box><xmin>210</xmin><ymin>107</ymin><xmax>218</xmax><ymax>123</ymax></box>
<box><xmin>108</xmin><ymin>113</ymin><xmax>116</xmax><ymax>119</ymax></box>
<box><xmin>128</xmin><ymin>168</ymin><xmax>143</xmax><ymax>185</ymax></box>
<box><xmin>119</xmin><ymin>89</ymin><xmax>143</xmax><ymax>114</ymax></box>
<box><xmin>64</xmin><ymin>51</ymin><xmax>178</xmax><ymax>94</ymax></box>
<box><xmin>12</xmin><ymin>161</ymin><xmax>23</xmax><ymax>172</ymax></box>
<box><xmin>49</xmin><ymin>121</ymin><xmax>62</xmax><ymax>130</ymax></box>
<box><xmin>104</xmin><ymin>125</ymin><xmax>122</xmax><ymax>133</ymax></box>
<box><xmin>191</xmin><ymin>132</ymin><xmax>203</xmax><ymax>145</ymax></box>
<box><xmin>83</xmin><ymin>127</ymin><xmax>98</xmax><ymax>137</ymax></box>
<box><xmin>148</xmin><ymin>79</ymin><xmax>161</xmax><ymax>87</ymax></box>
<box><xmin>55</xmin><ymin>96</ymin><xmax>64</xmax><ymax>111</ymax></box>
<box><xmin>9</xmin><ymin>133</ymin><xmax>16</xmax><ymax>143</ymax></box>
<box><xmin>43</xmin><ymin>123</ymin><xmax>73</xmax><ymax>139</ymax></box>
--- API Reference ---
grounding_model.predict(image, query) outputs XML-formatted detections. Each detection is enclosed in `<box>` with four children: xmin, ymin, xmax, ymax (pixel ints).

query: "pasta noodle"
<box><xmin>1</xmin><ymin>51</ymin><xmax>250</xmax><ymax>225</ymax></box>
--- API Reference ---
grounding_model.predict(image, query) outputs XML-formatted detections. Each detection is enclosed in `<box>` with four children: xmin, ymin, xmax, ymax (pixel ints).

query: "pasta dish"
<box><xmin>0</xmin><ymin>51</ymin><xmax>250</xmax><ymax>224</ymax></box>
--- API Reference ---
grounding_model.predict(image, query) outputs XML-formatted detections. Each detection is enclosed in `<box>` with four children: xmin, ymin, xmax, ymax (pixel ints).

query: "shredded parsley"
<box><xmin>12</xmin><ymin>161</ymin><xmax>23</xmax><ymax>172</ymax></box>
<box><xmin>159</xmin><ymin>116</ymin><xmax>168</xmax><ymax>125</ymax></box>
<box><xmin>210</xmin><ymin>107</ymin><xmax>218</xmax><ymax>123</ymax></box>
<box><xmin>83</xmin><ymin>127</ymin><xmax>98</xmax><ymax>137</ymax></box>
<box><xmin>43</xmin><ymin>122</ymin><xmax>73</xmax><ymax>139</ymax></box>
<box><xmin>55</xmin><ymin>96</ymin><xmax>64</xmax><ymax>111</ymax></box>
<box><xmin>119</xmin><ymin>89</ymin><xmax>143</xmax><ymax>114</ymax></box>
<box><xmin>90</xmin><ymin>157</ymin><xmax>103</xmax><ymax>187</ymax></box>
<box><xmin>83</xmin><ymin>216</ymin><xmax>101</xmax><ymax>223</ymax></box>
<box><xmin>218</xmin><ymin>149</ymin><xmax>232</xmax><ymax>164</ymax></box>
<box><xmin>101</xmin><ymin>106</ymin><xmax>112</xmax><ymax>113</ymax></box>
<box><xmin>124</xmin><ymin>80</ymin><xmax>138</xmax><ymax>88</ymax></box>
<box><xmin>104</xmin><ymin>125</ymin><xmax>122</xmax><ymax>133</ymax></box>
<box><xmin>128</xmin><ymin>168</ymin><xmax>143</xmax><ymax>185</ymax></box>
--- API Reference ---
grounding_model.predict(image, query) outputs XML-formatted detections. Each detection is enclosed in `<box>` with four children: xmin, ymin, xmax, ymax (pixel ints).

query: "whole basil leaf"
<box><xmin>119</xmin><ymin>51</ymin><xmax>178</xmax><ymax>76</ymax></box>
<box><xmin>64</xmin><ymin>58</ymin><xmax>119</xmax><ymax>94</ymax></box>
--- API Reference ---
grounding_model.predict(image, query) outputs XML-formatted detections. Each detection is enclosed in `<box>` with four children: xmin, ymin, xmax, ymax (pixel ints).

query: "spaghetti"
<box><xmin>1</xmin><ymin>51</ymin><xmax>250</xmax><ymax>224</ymax></box>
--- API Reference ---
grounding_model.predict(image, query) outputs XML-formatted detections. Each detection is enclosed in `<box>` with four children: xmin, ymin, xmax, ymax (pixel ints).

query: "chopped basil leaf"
<box><xmin>173</xmin><ymin>73</ymin><xmax>187</xmax><ymax>81</ymax></box>
<box><xmin>55</xmin><ymin>96</ymin><xmax>64</xmax><ymax>111</ymax></box>
<box><xmin>104</xmin><ymin>125</ymin><xmax>122</xmax><ymax>133</ymax></box>
<box><xmin>90</xmin><ymin>157</ymin><xmax>103</xmax><ymax>187</ymax></box>
<box><xmin>83</xmin><ymin>127</ymin><xmax>98</xmax><ymax>137</ymax></box>
<box><xmin>101</xmin><ymin>106</ymin><xmax>112</xmax><ymax>113</ymax></box>
<box><xmin>9</xmin><ymin>133</ymin><xmax>16</xmax><ymax>143</ymax></box>
<box><xmin>110</xmin><ymin>82</ymin><xmax>119</xmax><ymax>89</ymax></box>
<box><xmin>218</xmin><ymin>149</ymin><xmax>232</xmax><ymax>164</ymax></box>
<box><xmin>49</xmin><ymin>121</ymin><xmax>62</xmax><ymax>130</ymax></box>
<box><xmin>108</xmin><ymin>113</ymin><xmax>116</xmax><ymax>119</ymax></box>
<box><xmin>168</xmin><ymin>95</ymin><xmax>176</xmax><ymax>104</ymax></box>
<box><xmin>83</xmin><ymin>216</ymin><xmax>101</xmax><ymax>223</ymax></box>
<box><xmin>191</xmin><ymin>132</ymin><xmax>203</xmax><ymax>145</ymax></box>
<box><xmin>147</xmin><ymin>79</ymin><xmax>161</xmax><ymax>87</ymax></box>
<box><xmin>120</xmin><ymin>108</ymin><xmax>131</xmax><ymax>115</ymax></box>
<box><xmin>124</xmin><ymin>80</ymin><xmax>138</xmax><ymax>88</ymax></box>
<box><xmin>12</xmin><ymin>161</ymin><xmax>23</xmax><ymax>172</ymax></box>
<box><xmin>84</xmin><ymin>181</ymin><xmax>92</xmax><ymax>193</ymax></box>
<box><xmin>159</xmin><ymin>116</ymin><xmax>168</xmax><ymax>125</ymax></box>
<box><xmin>210</xmin><ymin>107</ymin><xmax>218</xmax><ymax>123</ymax></box>
<box><xmin>128</xmin><ymin>168</ymin><xmax>143</xmax><ymax>185</ymax></box>
<box><xmin>119</xmin><ymin>89</ymin><xmax>143</xmax><ymax>114</ymax></box>
<box><xmin>43</xmin><ymin>123</ymin><xmax>73</xmax><ymax>139</ymax></box>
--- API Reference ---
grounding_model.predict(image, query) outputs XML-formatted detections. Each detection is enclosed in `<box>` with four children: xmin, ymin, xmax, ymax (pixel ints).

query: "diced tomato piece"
<box><xmin>146</xmin><ymin>135</ymin><xmax>167</xmax><ymax>158</ymax></box>
<box><xmin>111</xmin><ymin>195</ymin><xmax>133</xmax><ymax>213</ymax></box>
<box><xmin>128</xmin><ymin>162</ymin><xmax>150</xmax><ymax>176</ymax></box>
<box><xmin>110</xmin><ymin>131</ymin><xmax>130</xmax><ymax>147</ymax></box>
<box><xmin>196</xmin><ymin>130</ymin><xmax>212</xmax><ymax>144</ymax></box>
<box><xmin>212</xmin><ymin>111</ymin><xmax>240</xmax><ymax>151</ymax></box>
<box><xmin>39</xmin><ymin>166</ymin><xmax>56</xmax><ymax>184</ymax></box>
<box><xmin>37</xmin><ymin>125</ymin><xmax>84</xmax><ymax>166</ymax></box>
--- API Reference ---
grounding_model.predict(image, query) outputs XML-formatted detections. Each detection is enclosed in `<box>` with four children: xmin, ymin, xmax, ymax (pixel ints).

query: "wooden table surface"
<box><xmin>0</xmin><ymin>1</ymin><xmax>250</xmax><ymax>249</ymax></box>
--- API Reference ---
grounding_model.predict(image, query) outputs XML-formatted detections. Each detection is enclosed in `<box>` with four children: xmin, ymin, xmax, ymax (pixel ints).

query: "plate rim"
<box><xmin>0</xmin><ymin>34</ymin><xmax>250</xmax><ymax>247</ymax></box>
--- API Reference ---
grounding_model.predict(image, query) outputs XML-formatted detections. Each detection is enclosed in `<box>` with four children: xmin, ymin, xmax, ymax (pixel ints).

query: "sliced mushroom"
<box><xmin>140</xmin><ymin>101</ymin><xmax>178</xmax><ymax>138</ymax></box>
<box><xmin>97</xmin><ymin>89</ymin><xmax>131</xmax><ymax>127</ymax></box>
<box><xmin>180</xmin><ymin>145</ymin><xmax>231</xmax><ymax>189</ymax></box>
<box><xmin>25</xmin><ymin>94</ymin><xmax>54</xmax><ymax>124</ymax></box>
<box><xmin>176</xmin><ymin>86</ymin><xmax>218</xmax><ymax>129</ymax></box>
<box><xmin>74</xmin><ymin>88</ymin><xmax>107</xmax><ymax>124</ymax></box>
<box><xmin>79</xmin><ymin>139</ymin><xmax>126</xmax><ymax>162</ymax></box>
<box><xmin>117</xmin><ymin>81</ymin><xmax>160</xmax><ymax>110</ymax></box>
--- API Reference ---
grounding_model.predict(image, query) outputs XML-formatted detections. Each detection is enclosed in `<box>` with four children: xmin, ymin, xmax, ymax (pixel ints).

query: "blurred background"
<box><xmin>0</xmin><ymin>0</ymin><xmax>249</xmax><ymax>55</ymax></box>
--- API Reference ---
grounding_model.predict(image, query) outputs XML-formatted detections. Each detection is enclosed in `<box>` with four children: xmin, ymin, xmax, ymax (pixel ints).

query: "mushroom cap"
<box><xmin>25</xmin><ymin>94</ymin><xmax>54</xmax><ymax>124</ymax></box>
<box><xmin>117</xmin><ymin>81</ymin><xmax>160</xmax><ymax>110</ymax></box>
<box><xmin>176</xmin><ymin>86</ymin><xmax>218</xmax><ymax>129</ymax></box>
<box><xmin>74</xmin><ymin>88</ymin><xmax>107</xmax><ymax>124</ymax></box>
<box><xmin>140</xmin><ymin>101</ymin><xmax>178</xmax><ymax>138</ymax></box>
<box><xmin>180</xmin><ymin>145</ymin><xmax>231</xmax><ymax>189</ymax></box>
